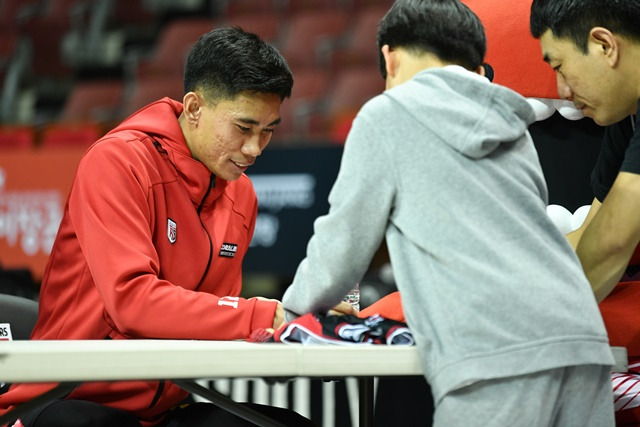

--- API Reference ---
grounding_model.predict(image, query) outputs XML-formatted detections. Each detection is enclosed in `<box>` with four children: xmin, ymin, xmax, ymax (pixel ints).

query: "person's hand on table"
<box><xmin>328</xmin><ymin>301</ymin><xmax>359</xmax><ymax>317</ymax></box>
<box><xmin>252</xmin><ymin>298</ymin><xmax>356</xmax><ymax>335</ymax></box>
<box><xmin>272</xmin><ymin>301</ymin><xmax>285</xmax><ymax>330</ymax></box>
<box><xmin>250</xmin><ymin>297</ymin><xmax>285</xmax><ymax>332</ymax></box>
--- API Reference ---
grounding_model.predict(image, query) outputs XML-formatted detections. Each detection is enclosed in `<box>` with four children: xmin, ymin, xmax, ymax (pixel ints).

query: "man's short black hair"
<box><xmin>530</xmin><ymin>0</ymin><xmax>640</xmax><ymax>53</ymax></box>
<box><xmin>184</xmin><ymin>26</ymin><xmax>293</xmax><ymax>101</ymax></box>
<box><xmin>377</xmin><ymin>0</ymin><xmax>486</xmax><ymax>79</ymax></box>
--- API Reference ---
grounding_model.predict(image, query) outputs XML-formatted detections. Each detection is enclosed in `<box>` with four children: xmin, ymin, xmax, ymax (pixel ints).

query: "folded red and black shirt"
<box><xmin>249</xmin><ymin>313</ymin><xmax>413</xmax><ymax>346</ymax></box>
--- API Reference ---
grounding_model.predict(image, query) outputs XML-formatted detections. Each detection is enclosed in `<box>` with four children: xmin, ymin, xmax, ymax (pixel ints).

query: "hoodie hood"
<box><xmin>103</xmin><ymin>97</ymin><xmax>228</xmax><ymax>207</ymax></box>
<box><xmin>387</xmin><ymin>66</ymin><xmax>536</xmax><ymax>159</ymax></box>
<box><xmin>109</xmin><ymin>97</ymin><xmax>190</xmax><ymax>157</ymax></box>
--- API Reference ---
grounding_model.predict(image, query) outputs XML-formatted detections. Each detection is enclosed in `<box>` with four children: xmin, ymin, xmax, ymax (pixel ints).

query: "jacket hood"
<box><xmin>111</xmin><ymin>97</ymin><xmax>191</xmax><ymax>157</ymax></box>
<box><xmin>105</xmin><ymin>97</ymin><xmax>228</xmax><ymax>207</ymax></box>
<box><xmin>386</xmin><ymin>66</ymin><xmax>536</xmax><ymax>159</ymax></box>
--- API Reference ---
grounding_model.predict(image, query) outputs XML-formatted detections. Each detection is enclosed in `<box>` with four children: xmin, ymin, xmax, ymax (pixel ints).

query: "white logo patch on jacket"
<box><xmin>219</xmin><ymin>243</ymin><xmax>237</xmax><ymax>258</ymax></box>
<box><xmin>167</xmin><ymin>218</ymin><xmax>177</xmax><ymax>244</ymax></box>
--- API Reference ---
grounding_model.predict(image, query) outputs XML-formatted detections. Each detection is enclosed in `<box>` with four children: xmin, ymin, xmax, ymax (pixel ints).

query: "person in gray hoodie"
<box><xmin>281</xmin><ymin>0</ymin><xmax>615</xmax><ymax>425</ymax></box>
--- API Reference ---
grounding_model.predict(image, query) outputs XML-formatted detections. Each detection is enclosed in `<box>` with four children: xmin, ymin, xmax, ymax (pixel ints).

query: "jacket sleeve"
<box><xmin>282</xmin><ymin>110</ymin><xmax>396</xmax><ymax>320</ymax></box>
<box><xmin>69</xmin><ymin>140</ymin><xmax>276</xmax><ymax>340</ymax></box>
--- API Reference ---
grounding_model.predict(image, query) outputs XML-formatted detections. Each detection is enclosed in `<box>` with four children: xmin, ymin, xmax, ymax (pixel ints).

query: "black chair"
<box><xmin>0</xmin><ymin>293</ymin><xmax>39</xmax><ymax>340</ymax></box>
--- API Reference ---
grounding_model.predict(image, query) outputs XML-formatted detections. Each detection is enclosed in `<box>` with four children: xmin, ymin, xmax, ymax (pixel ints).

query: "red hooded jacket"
<box><xmin>0</xmin><ymin>98</ymin><xmax>277</xmax><ymax>425</ymax></box>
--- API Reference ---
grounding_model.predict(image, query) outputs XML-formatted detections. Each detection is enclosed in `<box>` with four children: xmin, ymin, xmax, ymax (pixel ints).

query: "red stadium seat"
<box><xmin>0</xmin><ymin>126</ymin><xmax>35</xmax><ymax>150</ymax></box>
<box><xmin>224</xmin><ymin>12</ymin><xmax>282</xmax><ymax>43</ymax></box>
<box><xmin>348</xmin><ymin>0</ymin><xmax>394</xmax><ymax>10</ymax></box>
<box><xmin>0</xmin><ymin>29</ymin><xmax>18</xmax><ymax>61</ymax></box>
<box><xmin>330</xmin><ymin>6</ymin><xmax>388</xmax><ymax>72</ymax></box>
<box><xmin>0</xmin><ymin>0</ymin><xmax>40</xmax><ymax>30</ymax></box>
<box><xmin>122</xmin><ymin>76</ymin><xmax>185</xmax><ymax>118</ymax></box>
<box><xmin>136</xmin><ymin>18</ymin><xmax>217</xmax><ymax>79</ymax></box>
<box><xmin>279</xmin><ymin>10</ymin><xmax>349</xmax><ymax>70</ymax></box>
<box><xmin>282</xmin><ymin>0</ymin><xmax>344</xmax><ymax>15</ymax></box>
<box><xmin>323</xmin><ymin>66</ymin><xmax>384</xmax><ymax>143</ymax></box>
<box><xmin>61</xmin><ymin>80</ymin><xmax>125</xmax><ymax>123</ymax></box>
<box><xmin>39</xmin><ymin>122</ymin><xmax>102</xmax><ymax>149</ymax></box>
<box><xmin>22</xmin><ymin>0</ymin><xmax>85</xmax><ymax>79</ymax></box>
<box><xmin>272</xmin><ymin>68</ymin><xmax>331</xmax><ymax>143</ymax></box>
<box><xmin>112</xmin><ymin>0</ymin><xmax>157</xmax><ymax>27</ymax></box>
<box><xmin>220</xmin><ymin>0</ymin><xmax>277</xmax><ymax>18</ymax></box>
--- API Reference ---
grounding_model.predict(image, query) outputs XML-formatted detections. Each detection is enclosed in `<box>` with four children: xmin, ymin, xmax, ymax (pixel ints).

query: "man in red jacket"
<box><xmin>0</xmin><ymin>27</ymin><xmax>316</xmax><ymax>427</ymax></box>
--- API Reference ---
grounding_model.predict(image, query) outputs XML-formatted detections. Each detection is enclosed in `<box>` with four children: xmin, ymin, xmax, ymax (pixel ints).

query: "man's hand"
<box><xmin>251</xmin><ymin>297</ymin><xmax>285</xmax><ymax>331</ymax></box>
<box><xmin>273</xmin><ymin>301</ymin><xmax>285</xmax><ymax>330</ymax></box>
<box><xmin>328</xmin><ymin>301</ymin><xmax>358</xmax><ymax>317</ymax></box>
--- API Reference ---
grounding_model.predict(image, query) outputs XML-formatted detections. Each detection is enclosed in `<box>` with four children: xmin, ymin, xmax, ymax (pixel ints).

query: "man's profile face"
<box><xmin>539</xmin><ymin>29</ymin><xmax>633</xmax><ymax>126</ymax></box>
<box><xmin>187</xmin><ymin>91</ymin><xmax>282</xmax><ymax>181</ymax></box>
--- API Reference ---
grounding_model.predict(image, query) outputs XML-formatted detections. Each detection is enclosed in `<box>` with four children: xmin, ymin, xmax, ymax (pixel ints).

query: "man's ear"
<box><xmin>590</xmin><ymin>27</ymin><xmax>619</xmax><ymax>67</ymax></box>
<box><xmin>182</xmin><ymin>92</ymin><xmax>202</xmax><ymax>125</ymax></box>
<box><xmin>381</xmin><ymin>45</ymin><xmax>397</xmax><ymax>79</ymax></box>
<box><xmin>478</xmin><ymin>63</ymin><xmax>494</xmax><ymax>82</ymax></box>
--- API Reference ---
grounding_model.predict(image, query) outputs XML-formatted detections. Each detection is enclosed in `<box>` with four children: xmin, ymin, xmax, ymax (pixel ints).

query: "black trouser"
<box><xmin>16</xmin><ymin>399</ymin><xmax>141</xmax><ymax>427</ymax></box>
<box><xmin>160</xmin><ymin>401</ymin><xmax>316</xmax><ymax>426</ymax></box>
<box><xmin>16</xmin><ymin>399</ymin><xmax>316</xmax><ymax>427</ymax></box>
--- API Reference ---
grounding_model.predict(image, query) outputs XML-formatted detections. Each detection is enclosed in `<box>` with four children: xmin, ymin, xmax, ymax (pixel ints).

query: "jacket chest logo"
<box><xmin>167</xmin><ymin>218</ymin><xmax>177</xmax><ymax>244</ymax></box>
<box><xmin>219</xmin><ymin>243</ymin><xmax>238</xmax><ymax>258</ymax></box>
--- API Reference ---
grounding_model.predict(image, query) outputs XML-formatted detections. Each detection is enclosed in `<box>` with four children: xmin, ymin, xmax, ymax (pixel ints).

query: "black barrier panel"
<box><xmin>244</xmin><ymin>144</ymin><xmax>344</xmax><ymax>276</ymax></box>
<box><xmin>529</xmin><ymin>112</ymin><xmax>603</xmax><ymax>212</ymax></box>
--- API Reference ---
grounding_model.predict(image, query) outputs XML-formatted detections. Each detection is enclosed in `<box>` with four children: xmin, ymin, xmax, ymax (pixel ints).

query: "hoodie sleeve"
<box><xmin>69</xmin><ymin>140</ymin><xmax>276</xmax><ymax>340</ymax></box>
<box><xmin>282</xmin><ymin>105</ymin><xmax>396</xmax><ymax>319</ymax></box>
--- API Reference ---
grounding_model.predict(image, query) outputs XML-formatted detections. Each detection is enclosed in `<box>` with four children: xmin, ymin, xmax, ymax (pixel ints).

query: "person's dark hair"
<box><xmin>530</xmin><ymin>0</ymin><xmax>640</xmax><ymax>54</ymax></box>
<box><xmin>377</xmin><ymin>0</ymin><xmax>486</xmax><ymax>79</ymax></box>
<box><xmin>184</xmin><ymin>26</ymin><xmax>293</xmax><ymax>101</ymax></box>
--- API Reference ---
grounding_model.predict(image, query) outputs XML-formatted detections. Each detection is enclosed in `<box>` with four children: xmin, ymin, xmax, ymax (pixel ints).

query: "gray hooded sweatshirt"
<box><xmin>281</xmin><ymin>66</ymin><xmax>612</xmax><ymax>403</ymax></box>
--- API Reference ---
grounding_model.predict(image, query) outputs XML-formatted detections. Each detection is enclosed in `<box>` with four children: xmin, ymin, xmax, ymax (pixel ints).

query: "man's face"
<box><xmin>539</xmin><ymin>29</ymin><xmax>632</xmax><ymax>126</ymax></box>
<box><xmin>187</xmin><ymin>91</ymin><xmax>282</xmax><ymax>181</ymax></box>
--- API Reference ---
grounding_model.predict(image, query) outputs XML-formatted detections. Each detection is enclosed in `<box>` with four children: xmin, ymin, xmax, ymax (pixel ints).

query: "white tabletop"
<box><xmin>0</xmin><ymin>340</ymin><xmax>424</xmax><ymax>383</ymax></box>
<box><xmin>0</xmin><ymin>340</ymin><xmax>628</xmax><ymax>427</ymax></box>
<box><xmin>0</xmin><ymin>340</ymin><xmax>628</xmax><ymax>384</ymax></box>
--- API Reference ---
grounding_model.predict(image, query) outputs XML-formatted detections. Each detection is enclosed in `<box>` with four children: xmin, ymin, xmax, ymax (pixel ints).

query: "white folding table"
<box><xmin>0</xmin><ymin>340</ymin><xmax>627</xmax><ymax>426</ymax></box>
<box><xmin>0</xmin><ymin>340</ymin><xmax>425</xmax><ymax>426</ymax></box>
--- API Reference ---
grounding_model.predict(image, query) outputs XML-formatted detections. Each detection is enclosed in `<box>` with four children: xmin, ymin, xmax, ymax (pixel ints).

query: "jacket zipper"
<box><xmin>144</xmin><ymin>143</ymin><xmax>211</xmax><ymax>407</ymax></box>
<box><xmin>147</xmin><ymin>380</ymin><xmax>165</xmax><ymax>409</ymax></box>
<box><xmin>195</xmin><ymin>174</ymin><xmax>215</xmax><ymax>291</ymax></box>
<box><xmin>106</xmin><ymin>335</ymin><xmax>165</xmax><ymax>410</ymax></box>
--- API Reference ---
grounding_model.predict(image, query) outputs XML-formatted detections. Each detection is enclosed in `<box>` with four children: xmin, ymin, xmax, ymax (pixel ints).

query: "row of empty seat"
<box><xmin>128</xmin><ymin>3</ymin><xmax>389</xmax><ymax>78</ymax></box>
<box><xmin>0</xmin><ymin>62</ymin><xmax>384</xmax><ymax>149</ymax></box>
<box><xmin>0</xmin><ymin>122</ymin><xmax>101</xmax><ymax>149</ymax></box>
<box><xmin>0</xmin><ymin>0</ymin><xmax>393</xmax><ymax>147</ymax></box>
